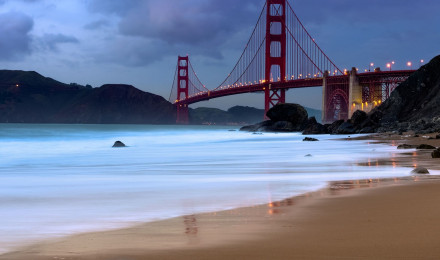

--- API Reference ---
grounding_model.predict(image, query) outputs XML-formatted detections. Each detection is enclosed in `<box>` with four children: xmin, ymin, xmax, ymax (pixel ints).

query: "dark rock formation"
<box><xmin>303</xmin><ymin>137</ymin><xmax>319</xmax><ymax>142</ymax></box>
<box><xmin>240</xmin><ymin>103</ymin><xmax>309</xmax><ymax>132</ymax></box>
<box><xmin>416</xmin><ymin>144</ymin><xmax>436</xmax><ymax>150</ymax></box>
<box><xmin>432</xmin><ymin>148</ymin><xmax>440</xmax><ymax>158</ymax></box>
<box><xmin>363</xmin><ymin>55</ymin><xmax>440</xmax><ymax>133</ymax></box>
<box><xmin>333</xmin><ymin>122</ymin><xmax>355</xmax><ymax>135</ymax></box>
<box><xmin>240</xmin><ymin>120</ymin><xmax>273</xmax><ymax>132</ymax></box>
<box><xmin>112</xmin><ymin>141</ymin><xmax>126</xmax><ymax>148</ymax></box>
<box><xmin>267</xmin><ymin>103</ymin><xmax>308</xmax><ymax>129</ymax></box>
<box><xmin>411</xmin><ymin>167</ymin><xmax>430</xmax><ymax>174</ymax></box>
<box><xmin>326</xmin><ymin>120</ymin><xmax>344</xmax><ymax>134</ymax></box>
<box><xmin>397</xmin><ymin>144</ymin><xmax>418</xmax><ymax>149</ymax></box>
<box><xmin>350</xmin><ymin>110</ymin><xmax>367</xmax><ymax>126</ymax></box>
<box><xmin>303</xmin><ymin>117</ymin><xmax>328</xmax><ymax>135</ymax></box>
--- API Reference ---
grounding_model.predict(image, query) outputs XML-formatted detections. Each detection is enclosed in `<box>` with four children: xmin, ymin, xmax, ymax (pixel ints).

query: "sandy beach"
<box><xmin>2</xmin><ymin>133</ymin><xmax>440</xmax><ymax>260</ymax></box>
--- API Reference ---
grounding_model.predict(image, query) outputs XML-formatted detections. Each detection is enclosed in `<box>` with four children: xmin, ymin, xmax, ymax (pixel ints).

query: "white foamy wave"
<box><xmin>0</xmin><ymin>124</ymin><xmax>411</xmax><ymax>253</ymax></box>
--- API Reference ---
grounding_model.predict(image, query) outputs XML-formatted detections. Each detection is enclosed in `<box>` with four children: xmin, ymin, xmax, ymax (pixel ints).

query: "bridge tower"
<box><xmin>265</xmin><ymin>0</ymin><xmax>286</xmax><ymax>113</ymax></box>
<box><xmin>176</xmin><ymin>56</ymin><xmax>189</xmax><ymax>124</ymax></box>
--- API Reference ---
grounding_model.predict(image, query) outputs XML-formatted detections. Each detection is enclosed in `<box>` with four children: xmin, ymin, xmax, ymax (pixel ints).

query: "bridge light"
<box><xmin>407</xmin><ymin>61</ymin><xmax>412</xmax><ymax>70</ymax></box>
<box><xmin>386</xmin><ymin>63</ymin><xmax>391</xmax><ymax>71</ymax></box>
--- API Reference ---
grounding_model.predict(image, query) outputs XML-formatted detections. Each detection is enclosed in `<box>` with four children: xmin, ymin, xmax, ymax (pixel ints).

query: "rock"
<box><xmin>303</xmin><ymin>137</ymin><xmax>319</xmax><ymax>142</ymax></box>
<box><xmin>334</xmin><ymin>122</ymin><xmax>356</xmax><ymax>135</ymax></box>
<box><xmin>359</xmin><ymin>127</ymin><xmax>376</xmax><ymax>134</ymax></box>
<box><xmin>240</xmin><ymin>120</ymin><xmax>273</xmax><ymax>132</ymax></box>
<box><xmin>266</xmin><ymin>103</ymin><xmax>308</xmax><ymax>130</ymax></box>
<box><xmin>432</xmin><ymin>148</ymin><xmax>440</xmax><ymax>158</ymax></box>
<box><xmin>327</xmin><ymin>120</ymin><xmax>344</xmax><ymax>134</ymax></box>
<box><xmin>112</xmin><ymin>141</ymin><xmax>126</xmax><ymax>148</ymax></box>
<box><xmin>411</xmin><ymin>167</ymin><xmax>430</xmax><ymax>174</ymax></box>
<box><xmin>374</xmin><ymin>56</ymin><xmax>440</xmax><ymax>129</ymax></box>
<box><xmin>416</xmin><ymin>144</ymin><xmax>436</xmax><ymax>150</ymax></box>
<box><xmin>397</xmin><ymin>144</ymin><xmax>417</xmax><ymax>149</ymax></box>
<box><xmin>272</xmin><ymin>121</ymin><xmax>294</xmax><ymax>132</ymax></box>
<box><xmin>350</xmin><ymin>110</ymin><xmax>367</xmax><ymax>127</ymax></box>
<box><xmin>303</xmin><ymin>117</ymin><xmax>328</xmax><ymax>135</ymax></box>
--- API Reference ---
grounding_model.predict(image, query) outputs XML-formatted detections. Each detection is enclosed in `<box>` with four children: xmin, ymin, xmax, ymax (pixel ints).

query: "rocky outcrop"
<box><xmin>416</xmin><ymin>144</ymin><xmax>436</xmax><ymax>150</ymax></box>
<box><xmin>411</xmin><ymin>167</ymin><xmax>430</xmax><ymax>174</ymax></box>
<box><xmin>303</xmin><ymin>117</ymin><xmax>328</xmax><ymax>135</ymax></box>
<box><xmin>266</xmin><ymin>103</ymin><xmax>308</xmax><ymax>128</ymax></box>
<box><xmin>432</xmin><ymin>148</ymin><xmax>440</xmax><ymax>158</ymax></box>
<box><xmin>303</xmin><ymin>137</ymin><xmax>319</xmax><ymax>142</ymax></box>
<box><xmin>112</xmin><ymin>141</ymin><xmax>126</xmax><ymax>148</ymax></box>
<box><xmin>357</xmin><ymin>55</ymin><xmax>440</xmax><ymax>133</ymax></box>
<box><xmin>240</xmin><ymin>103</ymin><xmax>309</xmax><ymax>132</ymax></box>
<box><xmin>397</xmin><ymin>144</ymin><xmax>418</xmax><ymax>149</ymax></box>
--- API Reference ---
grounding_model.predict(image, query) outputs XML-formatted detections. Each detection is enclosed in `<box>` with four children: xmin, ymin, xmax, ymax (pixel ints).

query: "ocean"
<box><xmin>0</xmin><ymin>124</ymin><xmax>414</xmax><ymax>253</ymax></box>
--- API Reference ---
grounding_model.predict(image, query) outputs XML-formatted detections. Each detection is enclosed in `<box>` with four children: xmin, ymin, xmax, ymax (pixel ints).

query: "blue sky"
<box><xmin>0</xmin><ymin>0</ymin><xmax>438</xmax><ymax>110</ymax></box>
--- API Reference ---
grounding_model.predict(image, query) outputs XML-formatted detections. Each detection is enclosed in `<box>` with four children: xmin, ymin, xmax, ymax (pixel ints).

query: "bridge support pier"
<box><xmin>321</xmin><ymin>71</ymin><xmax>328</xmax><ymax>123</ymax></box>
<box><xmin>176</xmin><ymin>56</ymin><xmax>189</xmax><ymax>124</ymax></box>
<box><xmin>348</xmin><ymin>67</ymin><xmax>362</xmax><ymax>119</ymax></box>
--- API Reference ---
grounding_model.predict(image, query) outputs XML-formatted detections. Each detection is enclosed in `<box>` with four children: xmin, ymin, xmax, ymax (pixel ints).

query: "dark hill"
<box><xmin>0</xmin><ymin>70</ymin><xmax>175</xmax><ymax>124</ymax></box>
<box><xmin>377</xmin><ymin>55</ymin><xmax>440</xmax><ymax>126</ymax></box>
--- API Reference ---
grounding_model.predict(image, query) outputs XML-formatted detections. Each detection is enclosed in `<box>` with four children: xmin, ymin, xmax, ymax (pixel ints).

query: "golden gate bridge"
<box><xmin>169</xmin><ymin>0</ymin><xmax>415</xmax><ymax>124</ymax></box>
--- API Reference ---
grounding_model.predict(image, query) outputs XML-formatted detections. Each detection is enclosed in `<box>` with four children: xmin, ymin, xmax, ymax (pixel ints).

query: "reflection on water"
<box><xmin>267</xmin><ymin>198</ymin><xmax>295</xmax><ymax>215</ymax></box>
<box><xmin>183</xmin><ymin>215</ymin><xmax>199</xmax><ymax>244</ymax></box>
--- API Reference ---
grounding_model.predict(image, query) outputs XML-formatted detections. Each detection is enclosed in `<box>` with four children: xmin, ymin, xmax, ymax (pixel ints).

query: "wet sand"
<box><xmin>2</xmin><ymin>133</ymin><xmax>440</xmax><ymax>260</ymax></box>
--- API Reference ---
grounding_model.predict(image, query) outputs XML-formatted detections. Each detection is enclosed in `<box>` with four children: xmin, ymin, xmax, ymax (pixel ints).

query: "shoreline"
<box><xmin>2</xmin><ymin>133</ymin><xmax>440</xmax><ymax>259</ymax></box>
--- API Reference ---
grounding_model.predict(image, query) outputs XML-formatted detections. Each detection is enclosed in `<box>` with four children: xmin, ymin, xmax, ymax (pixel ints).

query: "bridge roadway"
<box><xmin>175</xmin><ymin>70</ymin><xmax>414</xmax><ymax>107</ymax></box>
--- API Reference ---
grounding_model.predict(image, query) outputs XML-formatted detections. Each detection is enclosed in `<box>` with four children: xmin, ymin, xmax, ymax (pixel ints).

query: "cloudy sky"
<box><xmin>0</xmin><ymin>0</ymin><xmax>439</xmax><ymax>110</ymax></box>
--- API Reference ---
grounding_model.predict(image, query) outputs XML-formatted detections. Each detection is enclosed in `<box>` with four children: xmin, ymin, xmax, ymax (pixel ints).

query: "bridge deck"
<box><xmin>175</xmin><ymin>70</ymin><xmax>414</xmax><ymax>106</ymax></box>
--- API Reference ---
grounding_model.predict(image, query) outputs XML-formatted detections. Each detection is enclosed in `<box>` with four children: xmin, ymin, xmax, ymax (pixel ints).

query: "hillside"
<box><xmin>0</xmin><ymin>70</ymin><xmax>175</xmax><ymax>124</ymax></box>
<box><xmin>376</xmin><ymin>55</ymin><xmax>440</xmax><ymax>129</ymax></box>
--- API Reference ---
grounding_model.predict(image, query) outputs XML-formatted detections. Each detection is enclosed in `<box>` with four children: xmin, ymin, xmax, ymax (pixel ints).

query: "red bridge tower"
<box><xmin>265</xmin><ymin>0</ymin><xmax>286</xmax><ymax>113</ymax></box>
<box><xmin>176</xmin><ymin>56</ymin><xmax>189</xmax><ymax>124</ymax></box>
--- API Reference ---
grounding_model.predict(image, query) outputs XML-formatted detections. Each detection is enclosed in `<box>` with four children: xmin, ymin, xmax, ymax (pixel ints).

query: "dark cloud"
<box><xmin>38</xmin><ymin>33</ymin><xmax>79</xmax><ymax>51</ymax></box>
<box><xmin>84</xmin><ymin>19</ymin><xmax>110</xmax><ymax>30</ymax></box>
<box><xmin>87</xmin><ymin>0</ymin><xmax>142</xmax><ymax>15</ymax></box>
<box><xmin>0</xmin><ymin>12</ymin><xmax>33</xmax><ymax>61</ymax></box>
<box><xmin>87</xmin><ymin>0</ymin><xmax>262</xmax><ymax>65</ymax></box>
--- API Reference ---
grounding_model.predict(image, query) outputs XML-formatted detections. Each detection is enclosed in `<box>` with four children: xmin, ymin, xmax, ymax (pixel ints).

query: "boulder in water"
<box><xmin>432</xmin><ymin>148</ymin><xmax>440</xmax><ymax>158</ymax></box>
<box><xmin>416</xmin><ymin>144</ymin><xmax>436</xmax><ymax>150</ymax></box>
<box><xmin>303</xmin><ymin>137</ymin><xmax>319</xmax><ymax>142</ymax></box>
<box><xmin>112</xmin><ymin>141</ymin><xmax>126</xmax><ymax>148</ymax></box>
<box><xmin>266</xmin><ymin>103</ymin><xmax>308</xmax><ymax>131</ymax></box>
<box><xmin>411</xmin><ymin>167</ymin><xmax>430</xmax><ymax>174</ymax></box>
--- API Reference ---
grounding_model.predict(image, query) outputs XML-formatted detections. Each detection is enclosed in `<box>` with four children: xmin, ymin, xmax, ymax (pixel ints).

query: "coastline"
<box><xmin>2</xmin><ymin>133</ymin><xmax>440</xmax><ymax>259</ymax></box>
